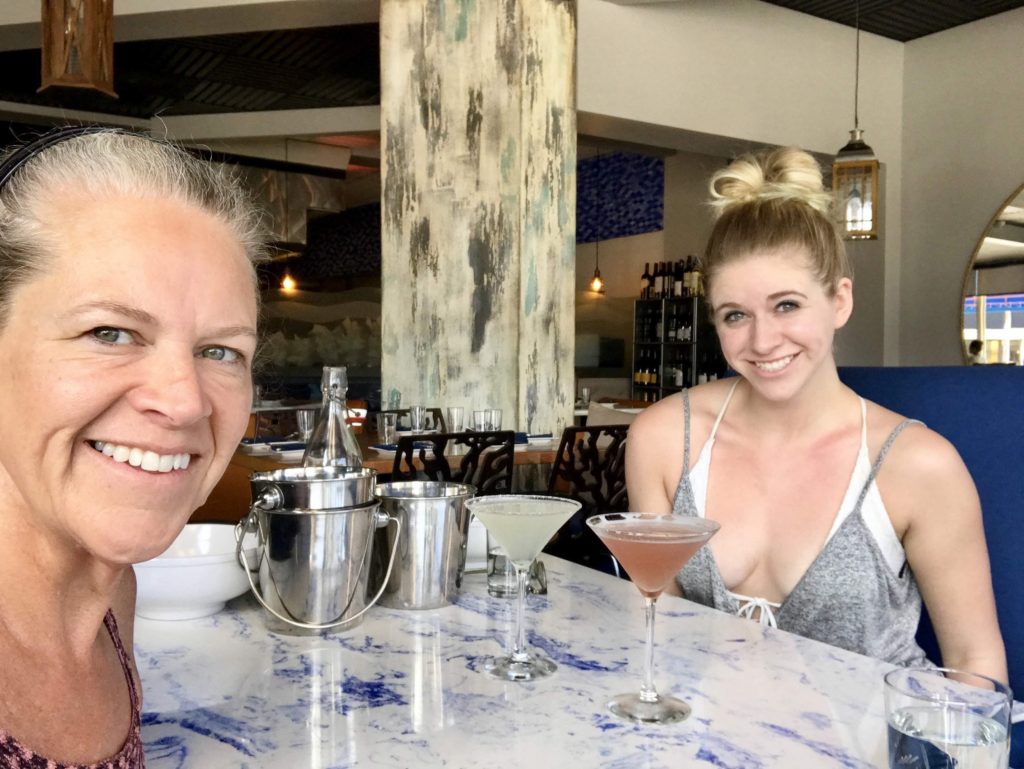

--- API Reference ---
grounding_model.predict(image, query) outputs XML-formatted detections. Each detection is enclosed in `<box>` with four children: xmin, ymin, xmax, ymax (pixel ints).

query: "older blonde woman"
<box><xmin>0</xmin><ymin>127</ymin><xmax>264</xmax><ymax>766</ymax></box>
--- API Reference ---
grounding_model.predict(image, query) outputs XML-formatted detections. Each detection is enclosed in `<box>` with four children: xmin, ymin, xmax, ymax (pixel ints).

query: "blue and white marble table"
<box><xmin>135</xmin><ymin>557</ymin><xmax>892</xmax><ymax>768</ymax></box>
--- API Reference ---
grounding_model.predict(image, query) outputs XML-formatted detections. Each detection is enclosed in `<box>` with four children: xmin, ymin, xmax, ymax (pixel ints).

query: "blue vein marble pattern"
<box><xmin>135</xmin><ymin>558</ymin><xmax>892</xmax><ymax>768</ymax></box>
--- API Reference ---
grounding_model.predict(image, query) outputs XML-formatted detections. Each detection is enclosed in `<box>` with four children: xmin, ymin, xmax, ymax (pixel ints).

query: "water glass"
<box><xmin>580</xmin><ymin>387</ymin><xmax>591</xmax><ymax>405</ymax></box>
<box><xmin>489</xmin><ymin>408</ymin><xmax>503</xmax><ymax>430</ymax></box>
<box><xmin>296</xmin><ymin>408</ymin><xmax>318</xmax><ymax>441</ymax></box>
<box><xmin>376</xmin><ymin>412</ymin><xmax>398</xmax><ymax>445</ymax></box>
<box><xmin>446</xmin><ymin>406</ymin><xmax>465</xmax><ymax>432</ymax></box>
<box><xmin>473</xmin><ymin>409</ymin><xmax>492</xmax><ymax>431</ymax></box>
<box><xmin>486</xmin><ymin>533</ymin><xmax>547</xmax><ymax>597</ymax></box>
<box><xmin>884</xmin><ymin>667</ymin><xmax>1012</xmax><ymax>769</ymax></box>
<box><xmin>410</xmin><ymin>404</ymin><xmax>426</xmax><ymax>432</ymax></box>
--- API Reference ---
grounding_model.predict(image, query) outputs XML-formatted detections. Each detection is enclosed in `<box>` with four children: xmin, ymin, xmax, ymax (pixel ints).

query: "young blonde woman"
<box><xmin>626</xmin><ymin>147</ymin><xmax>1006</xmax><ymax>680</ymax></box>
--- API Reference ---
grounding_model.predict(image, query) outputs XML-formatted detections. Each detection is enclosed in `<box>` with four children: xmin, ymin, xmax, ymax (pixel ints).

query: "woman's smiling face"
<box><xmin>0</xmin><ymin>191</ymin><xmax>258</xmax><ymax>564</ymax></box>
<box><xmin>708</xmin><ymin>248</ymin><xmax>852</xmax><ymax>401</ymax></box>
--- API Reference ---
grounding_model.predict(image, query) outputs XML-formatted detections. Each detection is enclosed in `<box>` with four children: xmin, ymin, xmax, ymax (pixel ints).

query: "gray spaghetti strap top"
<box><xmin>672</xmin><ymin>388</ymin><xmax>932</xmax><ymax>667</ymax></box>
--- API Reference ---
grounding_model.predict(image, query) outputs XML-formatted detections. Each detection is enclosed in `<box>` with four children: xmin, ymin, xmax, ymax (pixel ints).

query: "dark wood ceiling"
<box><xmin>0</xmin><ymin>24</ymin><xmax>380</xmax><ymax>120</ymax></box>
<box><xmin>759</xmin><ymin>0</ymin><xmax>1024</xmax><ymax>42</ymax></box>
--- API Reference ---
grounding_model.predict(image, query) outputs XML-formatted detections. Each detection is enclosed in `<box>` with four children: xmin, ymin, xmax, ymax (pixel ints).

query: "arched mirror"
<box><xmin>961</xmin><ymin>183</ymin><xmax>1024</xmax><ymax>365</ymax></box>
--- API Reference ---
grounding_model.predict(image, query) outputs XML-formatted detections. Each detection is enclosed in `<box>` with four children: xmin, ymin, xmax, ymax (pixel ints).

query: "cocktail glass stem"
<box><xmin>511</xmin><ymin>564</ymin><xmax>530</xmax><ymax>663</ymax></box>
<box><xmin>639</xmin><ymin>596</ymin><xmax>660</xmax><ymax>703</ymax></box>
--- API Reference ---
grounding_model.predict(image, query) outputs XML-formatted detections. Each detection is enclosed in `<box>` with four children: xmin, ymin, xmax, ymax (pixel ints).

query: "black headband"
<box><xmin>0</xmin><ymin>125</ymin><xmax>128</xmax><ymax>191</ymax></box>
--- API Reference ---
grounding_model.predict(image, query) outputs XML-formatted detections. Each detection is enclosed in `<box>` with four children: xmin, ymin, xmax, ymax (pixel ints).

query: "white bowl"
<box><xmin>135</xmin><ymin>523</ymin><xmax>258</xmax><ymax>621</ymax></box>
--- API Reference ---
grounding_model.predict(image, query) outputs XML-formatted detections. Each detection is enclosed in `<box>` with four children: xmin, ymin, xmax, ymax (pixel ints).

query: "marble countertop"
<box><xmin>135</xmin><ymin>557</ymin><xmax>892</xmax><ymax>768</ymax></box>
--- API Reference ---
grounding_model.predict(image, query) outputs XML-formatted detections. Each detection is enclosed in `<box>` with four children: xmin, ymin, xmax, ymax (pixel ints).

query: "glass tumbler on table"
<box><xmin>473</xmin><ymin>409</ymin><xmax>492</xmax><ymax>431</ymax></box>
<box><xmin>884</xmin><ymin>667</ymin><xmax>1012</xmax><ymax>769</ymax></box>
<box><xmin>446</xmin><ymin>406</ymin><xmax>465</xmax><ymax>433</ymax></box>
<box><xmin>466</xmin><ymin>494</ymin><xmax>581</xmax><ymax>681</ymax></box>
<box><xmin>587</xmin><ymin>512</ymin><xmax>719</xmax><ymax>724</ymax></box>
<box><xmin>409</xmin><ymin>404</ymin><xmax>426</xmax><ymax>432</ymax></box>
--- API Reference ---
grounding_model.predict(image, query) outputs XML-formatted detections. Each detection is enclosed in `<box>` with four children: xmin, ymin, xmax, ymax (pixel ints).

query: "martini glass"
<box><xmin>587</xmin><ymin>512</ymin><xmax>720</xmax><ymax>723</ymax></box>
<box><xmin>466</xmin><ymin>494</ymin><xmax>582</xmax><ymax>681</ymax></box>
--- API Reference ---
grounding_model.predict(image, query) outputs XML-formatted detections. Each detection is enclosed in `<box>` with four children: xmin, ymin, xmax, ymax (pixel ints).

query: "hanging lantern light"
<box><xmin>589</xmin><ymin>150</ymin><xmax>607</xmax><ymax>294</ymax></box>
<box><xmin>39</xmin><ymin>0</ymin><xmax>117</xmax><ymax>98</ymax></box>
<box><xmin>832</xmin><ymin>3</ymin><xmax>878</xmax><ymax>240</ymax></box>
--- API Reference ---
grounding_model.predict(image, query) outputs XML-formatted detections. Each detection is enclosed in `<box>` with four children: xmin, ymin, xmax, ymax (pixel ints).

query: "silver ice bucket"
<box><xmin>236</xmin><ymin>467</ymin><xmax>401</xmax><ymax>632</ymax></box>
<box><xmin>370</xmin><ymin>481</ymin><xmax>475</xmax><ymax>610</ymax></box>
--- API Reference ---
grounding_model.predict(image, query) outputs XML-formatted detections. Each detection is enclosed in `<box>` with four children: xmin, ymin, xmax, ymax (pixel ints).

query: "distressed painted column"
<box><xmin>380</xmin><ymin>0</ymin><xmax>576</xmax><ymax>434</ymax></box>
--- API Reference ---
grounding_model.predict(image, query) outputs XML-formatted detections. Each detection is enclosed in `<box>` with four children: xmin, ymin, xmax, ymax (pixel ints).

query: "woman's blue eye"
<box><xmin>776</xmin><ymin>300</ymin><xmax>800</xmax><ymax>312</ymax></box>
<box><xmin>722</xmin><ymin>311</ymin><xmax>745</xmax><ymax>324</ymax></box>
<box><xmin>92</xmin><ymin>327</ymin><xmax>132</xmax><ymax>345</ymax></box>
<box><xmin>200</xmin><ymin>346</ymin><xmax>242</xmax><ymax>363</ymax></box>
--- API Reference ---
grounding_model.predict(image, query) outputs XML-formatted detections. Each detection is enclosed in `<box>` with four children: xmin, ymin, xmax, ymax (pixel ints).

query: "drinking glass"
<box><xmin>376</xmin><ymin>412</ymin><xmax>398</xmax><ymax>445</ymax></box>
<box><xmin>466</xmin><ymin>495</ymin><xmax>581</xmax><ymax>681</ymax></box>
<box><xmin>410</xmin><ymin>404</ymin><xmax>426</xmax><ymax>432</ymax></box>
<box><xmin>473</xmin><ymin>409</ymin><xmax>491</xmax><ymax>431</ymax></box>
<box><xmin>487</xmin><ymin>532</ymin><xmax>546</xmax><ymax>597</ymax></box>
<box><xmin>489</xmin><ymin>408</ymin><xmax>503</xmax><ymax>430</ymax></box>
<box><xmin>580</xmin><ymin>387</ymin><xmax>591</xmax><ymax>405</ymax></box>
<box><xmin>446</xmin><ymin>406</ymin><xmax>465</xmax><ymax>433</ymax></box>
<box><xmin>296</xmin><ymin>408</ymin><xmax>318</xmax><ymax>442</ymax></box>
<box><xmin>587</xmin><ymin>512</ymin><xmax>720</xmax><ymax>723</ymax></box>
<box><xmin>884</xmin><ymin>667</ymin><xmax>1012</xmax><ymax>769</ymax></box>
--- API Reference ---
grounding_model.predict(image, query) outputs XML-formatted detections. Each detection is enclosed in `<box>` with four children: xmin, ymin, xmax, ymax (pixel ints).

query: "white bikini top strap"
<box><xmin>708</xmin><ymin>379</ymin><xmax>740</xmax><ymax>440</ymax></box>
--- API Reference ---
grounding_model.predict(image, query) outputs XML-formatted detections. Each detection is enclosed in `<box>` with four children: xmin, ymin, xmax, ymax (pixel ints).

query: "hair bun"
<box><xmin>709</xmin><ymin>147</ymin><xmax>833</xmax><ymax>217</ymax></box>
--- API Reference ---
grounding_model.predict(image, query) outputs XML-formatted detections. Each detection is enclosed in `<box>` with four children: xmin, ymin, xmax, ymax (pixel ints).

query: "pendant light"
<box><xmin>39</xmin><ymin>0</ymin><xmax>117</xmax><ymax>97</ymax></box>
<box><xmin>832</xmin><ymin>2</ymin><xmax>879</xmax><ymax>240</ymax></box>
<box><xmin>589</xmin><ymin>150</ymin><xmax>606</xmax><ymax>294</ymax></box>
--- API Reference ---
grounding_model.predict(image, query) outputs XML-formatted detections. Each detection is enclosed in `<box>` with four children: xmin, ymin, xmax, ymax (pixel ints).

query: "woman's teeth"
<box><xmin>755</xmin><ymin>355</ymin><xmax>794</xmax><ymax>373</ymax></box>
<box><xmin>91</xmin><ymin>441</ymin><xmax>191</xmax><ymax>472</ymax></box>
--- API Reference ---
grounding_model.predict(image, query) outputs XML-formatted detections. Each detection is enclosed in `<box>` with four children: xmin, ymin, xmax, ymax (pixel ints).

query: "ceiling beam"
<box><xmin>157</xmin><ymin>105</ymin><xmax>380</xmax><ymax>142</ymax></box>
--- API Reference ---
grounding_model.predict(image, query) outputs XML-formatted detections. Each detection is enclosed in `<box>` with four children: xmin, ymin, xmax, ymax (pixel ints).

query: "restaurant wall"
<box><xmin>900</xmin><ymin>8</ymin><xmax>1024</xmax><ymax>364</ymax></box>
<box><xmin>577</xmin><ymin>0</ymin><xmax>903</xmax><ymax>364</ymax></box>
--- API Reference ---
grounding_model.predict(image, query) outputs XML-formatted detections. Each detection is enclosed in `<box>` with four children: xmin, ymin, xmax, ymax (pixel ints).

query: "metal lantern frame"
<box><xmin>833</xmin><ymin>1</ymin><xmax>879</xmax><ymax>241</ymax></box>
<box><xmin>39</xmin><ymin>0</ymin><xmax>117</xmax><ymax>97</ymax></box>
<box><xmin>832</xmin><ymin>129</ymin><xmax>880</xmax><ymax>240</ymax></box>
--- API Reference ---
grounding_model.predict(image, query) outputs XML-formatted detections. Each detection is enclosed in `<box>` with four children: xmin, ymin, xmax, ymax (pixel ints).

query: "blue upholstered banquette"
<box><xmin>839</xmin><ymin>366</ymin><xmax>1023</xmax><ymax>765</ymax></box>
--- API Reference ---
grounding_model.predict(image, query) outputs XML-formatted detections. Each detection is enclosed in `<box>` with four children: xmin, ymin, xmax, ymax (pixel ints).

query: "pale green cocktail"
<box><xmin>466</xmin><ymin>494</ymin><xmax>581</xmax><ymax>681</ymax></box>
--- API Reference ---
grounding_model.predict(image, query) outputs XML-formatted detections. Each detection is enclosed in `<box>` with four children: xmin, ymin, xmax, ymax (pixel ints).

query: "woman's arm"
<box><xmin>883</xmin><ymin>426</ymin><xmax>1007</xmax><ymax>683</ymax></box>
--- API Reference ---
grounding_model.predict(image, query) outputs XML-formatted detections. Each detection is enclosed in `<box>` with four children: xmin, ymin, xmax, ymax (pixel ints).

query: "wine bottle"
<box><xmin>691</xmin><ymin>256</ymin><xmax>703</xmax><ymax>297</ymax></box>
<box><xmin>673</xmin><ymin>260</ymin><xmax>683</xmax><ymax>298</ymax></box>
<box><xmin>640</xmin><ymin>262</ymin><xmax>651</xmax><ymax>298</ymax></box>
<box><xmin>301</xmin><ymin>366</ymin><xmax>363</xmax><ymax>468</ymax></box>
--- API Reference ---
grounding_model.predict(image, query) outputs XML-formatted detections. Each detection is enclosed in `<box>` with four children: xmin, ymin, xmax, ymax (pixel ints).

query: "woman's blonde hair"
<box><xmin>0</xmin><ymin>128</ymin><xmax>266</xmax><ymax>328</ymax></box>
<box><xmin>702</xmin><ymin>146</ymin><xmax>850</xmax><ymax>297</ymax></box>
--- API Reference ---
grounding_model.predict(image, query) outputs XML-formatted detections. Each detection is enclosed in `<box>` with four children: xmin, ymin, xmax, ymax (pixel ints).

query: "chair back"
<box><xmin>547</xmin><ymin>425</ymin><xmax>630</xmax><ymax>511</ymax></box>
<box><xmin>391</xmin><ymin>430</ymin><xmax>514</xmax><ymax>494</ymax></box>
<box><xmin>543</xmin><ymin>425</ymin><xmax>630</xmax><ymax>575</ymax></box>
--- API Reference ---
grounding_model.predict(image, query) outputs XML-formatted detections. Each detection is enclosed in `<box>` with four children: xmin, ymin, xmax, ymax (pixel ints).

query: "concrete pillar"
<box><xmin>380</xmin><ymin>0</ymin><xmax>576</xmax><ymax>435</ymax></box>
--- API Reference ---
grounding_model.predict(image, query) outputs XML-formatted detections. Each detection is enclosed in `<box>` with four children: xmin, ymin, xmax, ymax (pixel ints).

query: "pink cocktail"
<box><xmin>587</xmin><ymin>513</ymin><xmax>719</xmax><ymax>724</ymax></box>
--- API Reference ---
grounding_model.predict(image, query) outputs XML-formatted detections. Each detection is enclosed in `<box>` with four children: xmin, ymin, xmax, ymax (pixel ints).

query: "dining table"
<box><xmin>135</xmin><ymin>556</ymin><xmax>893</xmax><ymax>768</ymax></box>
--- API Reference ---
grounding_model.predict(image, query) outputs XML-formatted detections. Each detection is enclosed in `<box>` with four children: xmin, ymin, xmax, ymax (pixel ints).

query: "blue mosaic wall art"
<box><xmin>577</xmin><ymin>152</ymin><xmax>664</xmax><ymax>244</ymax></box>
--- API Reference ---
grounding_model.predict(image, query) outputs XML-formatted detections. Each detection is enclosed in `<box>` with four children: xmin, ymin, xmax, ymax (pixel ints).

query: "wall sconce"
<box><xmin>39</xmin><ymin>0</ymin><xmax>117</xmax><ymax>97</ymax></box>
<box><xmin>832</xmin><ymin>2</ymin><xmax>879</xmax><ymax>240</ymax></box>
<box><xmin>280</xmin><ymin>272</ymin><xmax>297</xmax><ymax>292</ymax></box>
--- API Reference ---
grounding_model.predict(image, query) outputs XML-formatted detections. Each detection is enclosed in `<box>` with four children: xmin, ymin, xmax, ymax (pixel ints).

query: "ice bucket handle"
<box><xmin>234</xmin><ymin>503</ymin><xmax>402</xmax><ymax>631</ymax></box>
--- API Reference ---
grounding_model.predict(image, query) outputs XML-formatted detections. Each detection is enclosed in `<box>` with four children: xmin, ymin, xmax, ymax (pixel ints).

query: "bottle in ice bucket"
<box><xmin>301</xmin><ymin>366</ymin><xmax>363</xmax><ymax>468</ymax></box>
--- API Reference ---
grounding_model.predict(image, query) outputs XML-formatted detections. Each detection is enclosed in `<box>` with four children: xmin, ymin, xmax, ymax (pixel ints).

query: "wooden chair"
<box><xmin>543</xmin><ymin>425</ymin><xmax>630</xmax><ymax>576</ymax></box>
<box><xmin>390</xmin><ymin>430</ymin><xmax>514</xmax><ymax>494</ymax></box>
